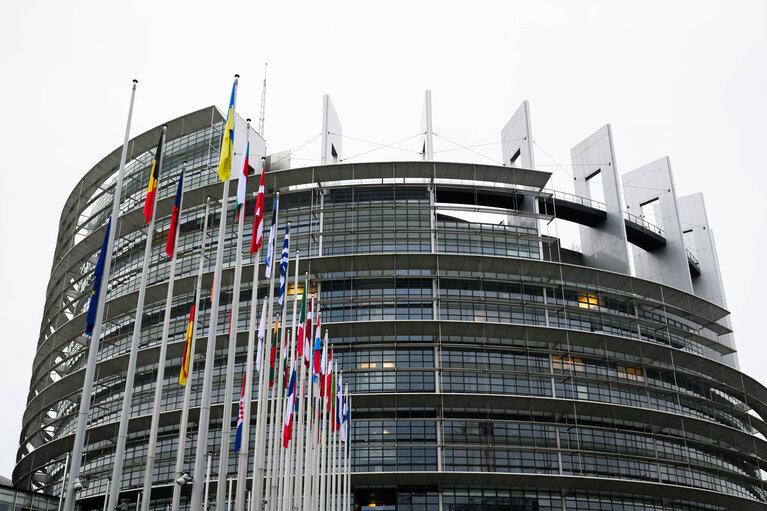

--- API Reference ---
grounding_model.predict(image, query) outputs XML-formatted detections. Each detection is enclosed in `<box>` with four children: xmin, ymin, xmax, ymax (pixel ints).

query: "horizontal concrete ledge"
<box><xmin>350</xmin><ymin>471</ymin><xmax>767</xmax><ymax>511</ymax></box>
<box><xmin>54</xmin><ymin>470</ymin><xmax>767</xmax><ymax>511</ymax></box>
<box><xmin>15</xmin><ymin>392</ymin><xmax>767</xmax><ymax>488</ymax></box>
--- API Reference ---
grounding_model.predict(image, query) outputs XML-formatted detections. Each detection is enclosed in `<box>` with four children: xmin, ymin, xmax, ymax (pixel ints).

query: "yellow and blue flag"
<box><xmin>217</xmin><ymin>81</ymin><xmax>236</xmax><ymax>181</ymax></box>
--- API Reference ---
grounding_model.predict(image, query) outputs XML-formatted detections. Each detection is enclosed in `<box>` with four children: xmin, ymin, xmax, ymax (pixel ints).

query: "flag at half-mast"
<box><xmin>340</xmin><ymin>385</ymin><xmax>349</xmax><ymax>442</ymax></box>
<box><xmin>165</xmin><ymin>169</ymin><xmax>184</xmax><ymax>258</ymax></box>
<box><xmin>282</xmin><ymin>362</ymin><xmax>297</xmax><ymax>448</ymax></box>
<box><xmin>312</xmin><ymin>311</ymin><xmax>322</xmax><ymax>378</ymax></box>
<box><xmin>85</xmin><ymin>217</ymin><xmax>112</xmax><ymax>336</ymax></box>
<box><xmin>323</xmin><ymin>348</ymin><xmax>333</xmax><ymax>405</ymax></box>
<box><xmin>264</xmin><ymin>196</ymin><xmax>277</xmax><ymax>277</ymax></box>
<box><xmin>250</xmin><ymin>161</ymin><xmax>266</xmax><ymax>253</ymax></box>
<box><xmin>330</xmin><ymin>368</ymin><xmax>337</xmax><ymax>430</ymax></box>
<box><xmin>235</xmin><ymin>140</ymin><xmax>249</xmax><ymax>218</ymax></box>
<box><xmin>143</xmin><ymin>130</ymin><xmax>166</xmax><ymax>224</ymax></box>
<box><xmin>278</xmin><ymin>224</ymin><xmax>290</xmax><ymax>307</ymax></box>
<box><xmin>217</xmin><ymin>80</ymin><xmax>236</xmax><ymax>181</ymax></box>
<box><xmin>319</xmin><ymin>331</ymin><xmax>329</xmax><ymax>397</ymax></box>
<box><xmin>335</xmin><ymin>372</ymin><xmax>343</xmax><ymax>431</ymax></box>
<box><xmin>269</xmin><ymin>316</ymin><xmax>281</xmax><ymax>388</ymax></box>
<box><xmin>303</xmin><ymin>298</ymin><xmax>313</xmax><ymax>368</ymax></box>
<box><xmin>297</xmin><ymin>281</ymin><xmax>307</xmax><ymax>361</ymax></box>
<box><xmin>179</xmin><ymin>294</ymin><xmax>197</xmax><ymax>385</ymax></box>
<box><xmin>256</xmin><ymin>300</ymin><xmax>267</xmax><ymax>372</ymax></box>
<box><xmin>233</xmin><ymin>376</ymin><xmax>246</xmax><ymax>452</ymax></box>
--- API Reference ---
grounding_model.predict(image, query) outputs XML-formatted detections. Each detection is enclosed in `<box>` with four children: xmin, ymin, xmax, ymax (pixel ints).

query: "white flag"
<box><xmin>256</xmin><ymin>300</ymin><xmax>267</xmax><ymax>371</ymax></box>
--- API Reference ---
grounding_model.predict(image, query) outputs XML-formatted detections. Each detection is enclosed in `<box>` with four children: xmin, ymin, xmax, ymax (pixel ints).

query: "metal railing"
<box><xmin>686</xmin><ymin>248</ymin><xmax>700</xmax><ymax>267</ymax></box>
<box><xmin>542</xmin><ymin>189</ymin><xmax>607</xmax><ymax>212</ymax></box>
<box><xmin>623</xmin><ymin>211</ymin><xmax>664</xmax><ymax>237</ymax></box>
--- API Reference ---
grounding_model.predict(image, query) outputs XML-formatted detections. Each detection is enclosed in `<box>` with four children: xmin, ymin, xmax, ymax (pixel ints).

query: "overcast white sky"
<box><xmin>1</xmin><ymin>0</ymin><xmax>765</xmax><ymax>481</ymax></box>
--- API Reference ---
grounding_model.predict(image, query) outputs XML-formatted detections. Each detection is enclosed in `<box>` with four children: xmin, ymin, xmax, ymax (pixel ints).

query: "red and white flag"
<box><xmin>250</xmin><ymin>161</ymin><xmax>266</xmax><ymax>253</ymax></box>
<box><xmin>235</xmin><ymin>141</ymin><xmax>249</xmax><ymax>219</ymax></box>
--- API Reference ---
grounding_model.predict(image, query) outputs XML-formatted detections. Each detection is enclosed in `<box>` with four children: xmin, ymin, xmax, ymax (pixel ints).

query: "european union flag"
<box><xmin>85</xmin><ymin>217</ymin><xmax>111</xmax><ymax>336</ymax></box>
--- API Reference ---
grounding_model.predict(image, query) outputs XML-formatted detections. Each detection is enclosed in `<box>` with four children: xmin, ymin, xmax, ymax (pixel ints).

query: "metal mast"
<box><xmin>258</xmin><ymin>63</ymin><xmax>267</xmax><ymax>137</ymax></box>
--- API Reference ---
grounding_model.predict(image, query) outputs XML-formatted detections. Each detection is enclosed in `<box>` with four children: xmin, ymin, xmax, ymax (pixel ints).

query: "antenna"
<box><xmin>258</xmin><ymin>63</ymin><xmax>267</xmax><ymax>137</ymax></box>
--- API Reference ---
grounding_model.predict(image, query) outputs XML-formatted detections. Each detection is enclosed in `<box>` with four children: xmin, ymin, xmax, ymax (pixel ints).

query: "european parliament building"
<box><xmin>14</xmin><ymin>94</ymin><xmax>767</xmax><ymax>511</ymax></box>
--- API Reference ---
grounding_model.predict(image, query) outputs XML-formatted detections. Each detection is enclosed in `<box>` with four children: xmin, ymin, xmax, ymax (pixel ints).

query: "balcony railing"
<box><xmin>543</xmin><ymin>189</ymin><xmax>607</xmax><ymax>212</ymax></box>
<box><xmin>624</xmin><ymin>211</ymin><xmax>664</xmax><ymax>237</ymax></box>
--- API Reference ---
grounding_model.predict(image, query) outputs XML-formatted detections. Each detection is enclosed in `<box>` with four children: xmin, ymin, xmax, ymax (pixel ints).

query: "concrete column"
<box><xmin>420</xmin><ymin>90</ymin><xmax>434</xmax><ymax>161</ymax></box>
<box><xmin>571</xmin><ymin>124</ymin><xmax>631</xmax><ymax>274</ymax></box>
<box><xmin>321</xmin><ymin>95</ymin><xmax>342</xmax><ymax>165</ymax></box>
<box><xmin>678</xmin><ymin>193</ymin><xmax>738</xmax><ymax>368</ymax></box>
<box><xmin>622</xmin><ymin>157</ymin><xmax>692</xmax><ymax>293</ymax></box>
<box><xmin>500</xmin><ymin>100</ymin><xmax>535</xmax><ymax>169</ymax></box>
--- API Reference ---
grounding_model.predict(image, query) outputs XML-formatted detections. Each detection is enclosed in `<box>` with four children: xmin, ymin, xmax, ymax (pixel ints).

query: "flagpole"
<box><xmin>344</xmin><ymin>394</ymin><xmax>352</xmax><ymax>511</ymax></box>
<box><xmin>108</xmin><ymin>123</ymin><xmax>167</xmax><ymax>511</ymax></box>
<box><xmin>218</xmin><ymin>120</ymin><xmax>252</xmax><ymax>511</ymax></box>
<box><xmin>300</xmin><ymin>299</ymin><xmax>315</xmax><ymax>511</ymax></box>
<box><xmin>191</xmin><ymin>73</ymin><xmax>240</xmax><ymax>511</ymax></box>
<box><xmin>318</xmin><ymin>333</ymin><xmax>329</xmax><ymax>511</ymax></box>
<box><xmin>171</xmin><ymin>196</ymin><xmax>211</xmax><ymax>511</ymax></box>
<box><xmin>265</xmin><ymin>222</ymin><xmax>290</xmax><ymax>511</ymax></box>
<box><xmin>268</xmin><ymin>230</ymin><xmax>290</xmax><ymax>511</ymax></box>
<box><xmin>339</xmin><ymin>383</ymin><xmax>345</xmax><ymax>511</ymax></box>
<box><xmin>309</xmin><ymin>313</ymin><xmax>324</xmax><ymax>511</ymax></box>
<box><xmin>281</xmin><ymin>251</ymin><xmax>301</xmax><ymax>511</ymax></box>
<box><xmin>329</xmin><ymin>398</ymin><xmax>337</xmax><ymax>511</ymax></box>
<box><xmin>141</xmin><ymin>161</ymin><xmax>186</xmax><ymax>511</ymax></box>
<box><xmin>346</xmin><ymin>393</ymin><xmax>352</xmax><ymax>511</ymax></box>
<box><xmin>252</xmin><ymin>193</ymin><xmax>281</xmax><ymax>511</ymax></box>
<box><xmin>63</xmin><ymin>79</ymin><xmax>137</xmax><ymax>511</ymax></box>
<box><xmin>292</xmin><ymin>276</ymin><xmax>308</xmax><ymax>511</ymax></box>
<box><xmin>236</xmin><ymin>157</ymin><xmax>266</xmax><ymax>511</ymax></box>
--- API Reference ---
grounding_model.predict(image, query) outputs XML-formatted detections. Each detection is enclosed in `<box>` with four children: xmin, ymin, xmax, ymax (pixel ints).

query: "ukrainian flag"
<box><xmin>217</xmin><ymin>80</ymin><xmax>237</xmax><ymax>181</ymax></box>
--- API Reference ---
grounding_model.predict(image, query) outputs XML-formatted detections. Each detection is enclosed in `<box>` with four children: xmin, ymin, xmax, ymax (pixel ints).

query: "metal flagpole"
<box><xmin>57</xmin><ymin>453</ymin><xmax>69</xmax><ymax>511</ymax></box>
<box><xmin>268</xmin><ymin>236</ymin><xmax>290</xmax><ymax>511</ymax></box>
<box><xmin>171</xmin><ymin>197</ymin><xmax>211</xmax><ymax>511</ymax></box>
<box><xmin>142</xmin><ymin>161</ymin><xmax>187</xmax><ymax>511</ymax></box>
<box><xmin>291</xmin><ymin>278</ymin><xmax>308</xmax><ymax>511</ymax></box>
<box><xmin>318</xmin><ymin>333</ymin><xmax>329</xmax><ymax>511</ymax></box>
<box><xmin>262</xmin><ymin>312</ymin><xmax>280</xmax><ymax>511</ymax></box>
<box><xmin>309</xmin><ymin>313</ymin><xmax>323</xmax><ymax>511</ymax></box>
<box><xmin>228</xmin><ymin>476</ymin><xmax>234</xmax><ymax>511</ymax></box>
<box><xmin>331</xmin><ymin>374</ymin><xmax>342</xmax><ymax>511</ymax></box>
<box><xmin>64</xmin><ymin>79</ymin><xmax>137</xmax><ymax>511</ymax></box>
<box><xmin>281</xmin><ymin>251</ymin><xmax>300</xmax><ymax>511</ymax></box>
<box><xmin>252</xmin><ymin>193</ymin><xmax>281</xmax><ymax>511</ymax></box>
<box><xmin>218</xmin><ymin>120</ymin><xmax>252</xmax><ymax>511</ymax></box>
<box><xmin>267</xmin><ymin>224</ymin><xmax>290</xmax><ymax>511</ymax></box>
<box><xmin>329</xmin><ymin>396</ymin><xmax>337</xmax><ymax>511</ymax></box>
<box><xmin>345</xmin><ymin>394</ymin><xmax>352</xmax><ymax>511</ymax></box>
<box><xmin>102</xmin><ymin>479</ymin><xmax>110</xmax><ymax>511</ymax></box>
<box><xmin>204</xmin><ymin>453</ymin><xmax>213</xmax><ymax>511</ymax></box>
<box><xmin>108</xmin><ymin>124</ymin><xmax>167</xmax><ymax>511</ymax></box>
<box><xmin>300</xmin><ymin>299</ymin><xmax>315</xmax><ymax>511</ymax></box>
<box><xmin>236</xmin><ymin>158</ymin><xmax>266</xmax><ymax>511</ymax></box>
<box><xmin>191</xmin><ymin>74</ymin><xmax>240</xmax><ymax>511</ymax></box>
<box><xmin>340</xmin><ymin>384</ymin><xmax>346</xmax><ymax>511</ymax></box>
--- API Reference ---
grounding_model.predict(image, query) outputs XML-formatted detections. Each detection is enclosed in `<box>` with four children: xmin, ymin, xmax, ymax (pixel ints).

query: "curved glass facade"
<box><xmin>15</xmin><ymin>109</ymin><xmax>767</xmax><ymax>511</ymax></box>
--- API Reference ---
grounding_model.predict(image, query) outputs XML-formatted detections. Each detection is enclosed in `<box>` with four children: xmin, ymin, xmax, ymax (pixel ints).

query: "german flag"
<box><xmin>143</xmin><ymin>129</ymin><xmax>166</xmax><ymax>224</ymax></box>
<box><xmin>179</xmin><ymin>294</ymin><xmax>196</xmax><ymax>385</ymax></box>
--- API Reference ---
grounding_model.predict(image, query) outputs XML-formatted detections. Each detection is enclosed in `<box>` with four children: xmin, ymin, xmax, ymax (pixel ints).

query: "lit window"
<box><xmin>552</xmin><ymin>355</ymin><xmax>584</xmax><ymax>372</ymax></box>
<box><xmin>617</xmin><ymin>364</ymin><xmax>644</xmax><ymax>382</ymax></box>
<box><xmin>578</xmin><ymin>293</ymin><xmax>600</xmax><ymax>310</ymax></box>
